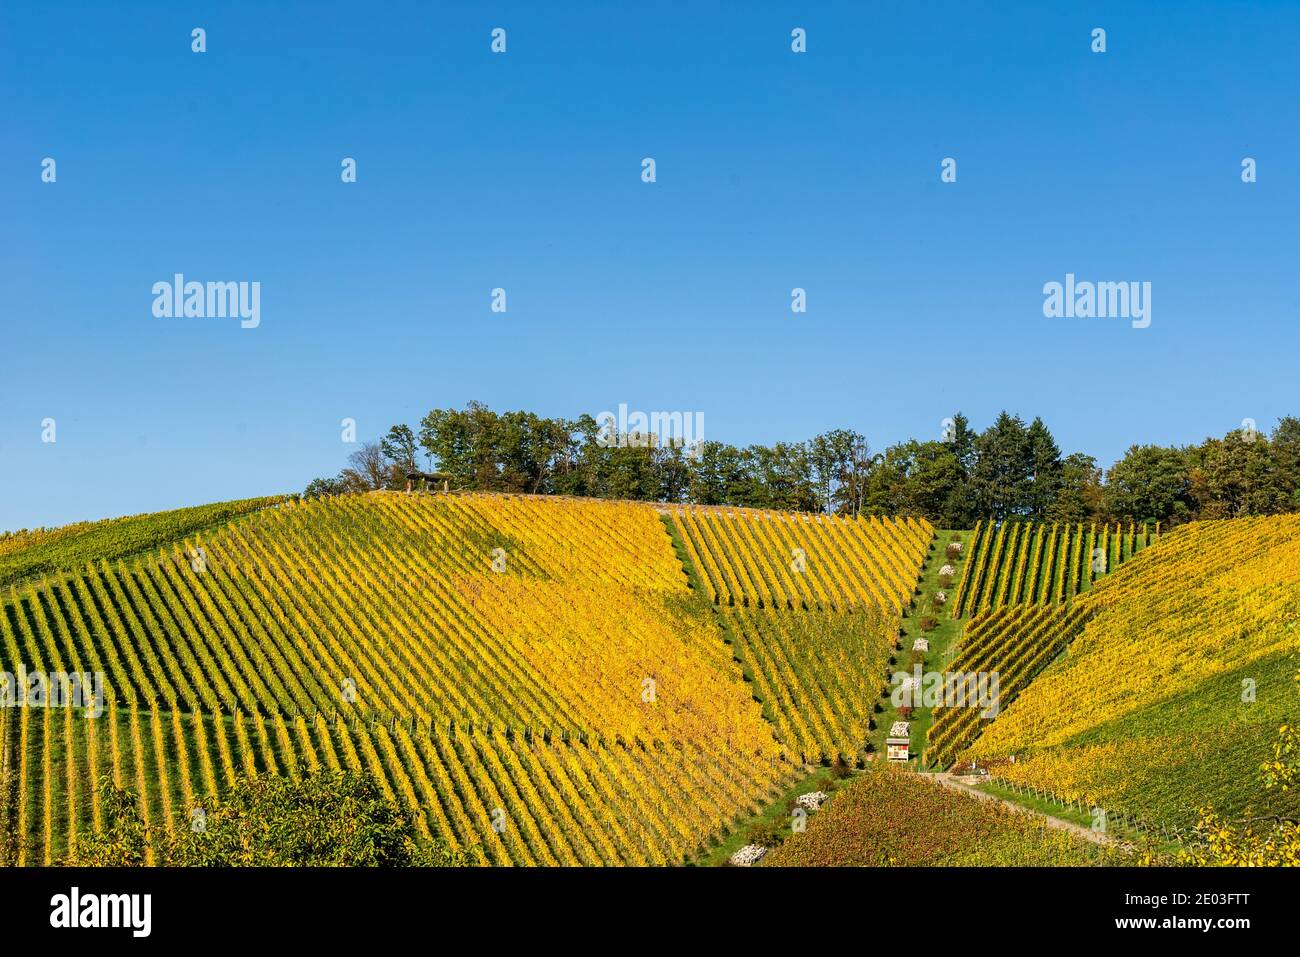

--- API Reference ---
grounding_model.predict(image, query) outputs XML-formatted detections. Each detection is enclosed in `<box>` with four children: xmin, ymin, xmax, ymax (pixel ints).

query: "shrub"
<box><xmin>920</xmin><ymin>617</ymin><xmax>938</xmax><ymax>632</ymax></box>
<box><xmin>72</xmin><ymin>771</ymin><xmax>477</xmax><ymax>867</ymax></box>
<box><xmin>746</xmin><ymin>819</ymin><xmax>786</xmax><ymax>849</ymax></box>
<box><xmin>937</xmin><ymin>574</ymin><xmax>954</xmax><ymax>589</ymax></box>
<box><xmin>945</xmin><ymin>543</ymin><xmax>963</xmax><ymax>560</ymax></box>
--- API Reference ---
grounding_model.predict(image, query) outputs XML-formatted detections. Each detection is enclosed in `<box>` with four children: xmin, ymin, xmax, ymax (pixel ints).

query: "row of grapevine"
<box><xmin>951</xmin><ymin>520</ymin><xmax>1158</xmax><ymax>618</ymax></box>
<box><xmin>0</xmin><ymin>496</ymin><xmax>288</xmax><ymax>589</ymax></box>
<box><xmin>924</xmin><ymin>605</ymin><xmax>1088</xmax><ymax>768</ymax></box>
<box><xmin>721</xmin><ymin>607</ymin><xmax>897</xmax><ymax>765</ymax></box>
<box><xmin>0</xmin><ymin>702</ymin><xmax>789</xmax><ymax>866</ymax></box>
<box><xmin>0</xmin><ymin>492</ymin><xmax>795</xmax><ymax>865</ymax></box>
<box><xmin>672</xmin><ymin>505</ymin><xmax>931</xmax><ymax>612</ymax></box>
<box><xmin>966</xmin><ymin>515</ymin><xmax>1300</xmax><ymax>828</ymax></box>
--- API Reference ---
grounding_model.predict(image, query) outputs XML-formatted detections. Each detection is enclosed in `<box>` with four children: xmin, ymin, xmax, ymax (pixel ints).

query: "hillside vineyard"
<box><xmin>672</xmin><ymin>505</ymin><xmax>931</xmax><ymax>610</ymax></box>
<box><xmin>3</xmin><ymin>495</ymin><xmax>1297</xmax><ymax>866</ymax></box>
<box><xmin>0</xmin><ymin>494</ymin><xmax>931</xmax><ymax>865</ymax></box>
<box><xmin>962</xmin><ymin>516</ymin><xmax>1300</xmax><ymax>830</ymax></box>
<box><xmin>951</xmin><ymin>520</ymin><xmax>1158</xmax><ymax>618</ymax></box>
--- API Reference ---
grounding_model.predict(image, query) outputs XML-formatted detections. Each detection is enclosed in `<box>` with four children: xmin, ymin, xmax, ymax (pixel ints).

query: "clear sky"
<box><xmin>3</xmin><ymin>1</ymin><xmax>1298</xmax><ymax>530</ymax></box>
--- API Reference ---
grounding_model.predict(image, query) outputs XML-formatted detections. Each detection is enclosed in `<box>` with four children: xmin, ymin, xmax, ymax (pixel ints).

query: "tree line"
<box><xmin>305</xmin><ymin>401</ymin><xmax>1300</xmax><ymax>528</ymax></box>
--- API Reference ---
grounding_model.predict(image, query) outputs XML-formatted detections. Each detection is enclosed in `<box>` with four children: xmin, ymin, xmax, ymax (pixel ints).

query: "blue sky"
<box><xmin>3</xmin><ymin>1</ymin><xmax>1299</xmax><ymax>530</ymax></box>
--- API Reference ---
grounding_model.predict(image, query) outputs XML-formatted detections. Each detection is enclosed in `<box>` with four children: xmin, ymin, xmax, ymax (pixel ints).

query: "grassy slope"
<box><xmin>982</xmin><ymin>649</ymin><xmax>1300</xmax><ymax>829</ymax></box>
<box><xmin>662</xmin><ymin>512</ymin><xmax>909</xmax><ymax>865</ymax></box>
<box><xmin>12</xmin><ymin>502</ymin><xmax>799</xmax><ymax>867</ymax></box>
<box><xmin>927</xmin><ymin>523</ymin><xmax>1163</xmax><ymax>769</ymax></box>
<box><xmin>1</xmin><ymin>497</ymin><xmax>290</xmax><ymax>863</ymax></box>
<box><xmin>684</xmin><ymin>521</ymin><xmax>958</xmax><ymax>864</ymax></box>
<box><xmin>692</xmin><ymin>766</ymin><xmax>845</xmax><ymax>866</ymax></box>
<box><xmin>974</xmin><ymin>779</ymin><xmax>1182</xmax><ymax>855</ymax></box>
<box><xmin>868</xmin><ymin>528</ymin><xmax>968</xmax><ymax>763</ymax></box>
<box><xmin>687</xmin><ymin>524</ymin><xmax>987</xmax><ymax>864</ymax></box>
<box><xmin>16</xmin><ymin>497</ymin><xmax>1269</xmax><ymax>867</ymax></box>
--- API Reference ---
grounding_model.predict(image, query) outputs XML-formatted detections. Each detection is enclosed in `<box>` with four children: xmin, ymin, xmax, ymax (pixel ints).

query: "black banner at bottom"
<box><xmin>0</xmin><ymin>865</ymin><xmax>1282</xmax><ymax>943</ymax></box>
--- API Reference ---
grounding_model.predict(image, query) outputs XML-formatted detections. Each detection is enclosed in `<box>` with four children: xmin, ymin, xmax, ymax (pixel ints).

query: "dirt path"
<box><xmin>929</xmin><ymin>773</ymin><xmax>1131</xmax><ymax>848</ymax></box>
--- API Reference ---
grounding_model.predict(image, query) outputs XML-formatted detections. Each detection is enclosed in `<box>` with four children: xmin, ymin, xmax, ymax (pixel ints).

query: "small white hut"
<box><xmin>886</xmin><ymin>720</ymin><xmax>911</xmax><ymax>762</ymax></box>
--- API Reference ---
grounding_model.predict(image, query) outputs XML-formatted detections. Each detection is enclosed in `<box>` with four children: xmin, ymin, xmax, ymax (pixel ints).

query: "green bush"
<box><xmin>71</xmin><ymin>770</ymin><xmax>476</xmax><ymax>867</ymax></box>
<box><xmin>745</xmin><ymin>819</ymin><xmax>785</xmax><ymax>849</ymax></box>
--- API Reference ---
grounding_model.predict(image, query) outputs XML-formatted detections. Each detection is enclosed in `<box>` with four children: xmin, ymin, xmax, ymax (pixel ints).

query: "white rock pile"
<box><xmin>795</xmin><ymin>790</ymin><xmax>828</xmax><ymax>811</ymax></box>
<box><xmin>729</xmin><ymin>844</ymin><xmax>769</xmax><ymax>867</ymax></box>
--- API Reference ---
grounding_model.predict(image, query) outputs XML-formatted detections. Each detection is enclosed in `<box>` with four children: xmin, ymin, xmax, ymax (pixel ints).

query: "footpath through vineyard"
<box><xmin>929</xmin><ymin>772</ymin><xmax>1129</xmax><ymax>848</ymax></box>
<box><xmin>873</xmin><ymin>529</ymin><xmax>970</xmax><ymax>764</ymax></box>
<box><xmin>661</xmin><ymin>510</ymin><xmax>934</xmax><ymax>863</ymax></box>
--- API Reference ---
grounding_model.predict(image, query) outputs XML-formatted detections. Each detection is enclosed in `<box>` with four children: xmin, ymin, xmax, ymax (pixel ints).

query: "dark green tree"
<box><xmin>943</xmin><ymin>411</ymin><xmax>978</xmax><ymax>475</ymax></box>
<box><xmin>970</xmin><ymin>412</ymin><xmax>1034</xmax><ymax>521</ymax></box>
<box><xmin>1189</xmin><ymin>429</ymin><xmax>1285</xmax><ymax>518</ymax></box>
<box><xmin>1025</xmin><ymin>417</ymin><xmax>1063</xmax><ymax>519</ymax></box>
<box><xmin>1104</xmin><ymin>444</ymin><xmax>1193</xmax><ymax>524</ymax></box>
<box><xmin>864</xmin><ymin>440</ymin><xmax>963</xmax><ymax>523</ymax></box>
<box><xmin>1045</xmin><ymin>452</ymin><xmax>1104</xmax><ymax>523</ymax></box>
<box><xmin>303</xmin><ymin>475</ymin><xmax>349</xmax><ymax>498</ymax></box>
<box><xmin>381</xmin><ymin>424</ymin><xmax>421</xmax><ymax>474</ymax></box>
<box><xmin>1272</xmin><ymin>417</ymin><xmax>1300</xmax><ymax>510</ymax></box>
<box><xmin>688</xmin><ymin>441</ymin><xmax>749</xmax><ymax>505</ymax></box>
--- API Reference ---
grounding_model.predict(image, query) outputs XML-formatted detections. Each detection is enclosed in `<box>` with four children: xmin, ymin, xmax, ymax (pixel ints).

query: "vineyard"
<box><xmin>962</xmin><ymin>515</ymin><xmax>1300</xmax><ymax>829</ymax></box>
<box><xmin>2</xmin><ymin>488</ymin><xmax>1297</xmax><ymax>867</ymax></box>
<box><xmin>764</xmin><ymin>763</ymin><xmax>1119</xmax><ymax>866</ymax></box>
<box><xmin>0</xmin><ymin>497</ymin><xmax>288</xmax><ymax>589</ymax></box>
<box><xmin>721</xmin><ymin>607</ymin><xmax>897</xmax><ymax>765</ymax></box>
<box><xmin>0</xmin><ymin>493</ymin><xmax>804</xmax><ymax>865</ymax></box>
<box><xmin>925</xmin><ymin>605</ymin><xmax>1088</xmax><ymax>769</ymax></box>
<box><xmin>667</xmin><ymin>505</ymin><xmax>929</xmax><ymax>768</ymax></box>
<box><xmin>950</xmin><ymin>521</ymin><xmax>1157</xmax><ymax>618</ymax></box>
<box><xmin>672</xmin><ymin>506</ymin><xmax>931</xmax><ymax>611</ymax></box>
